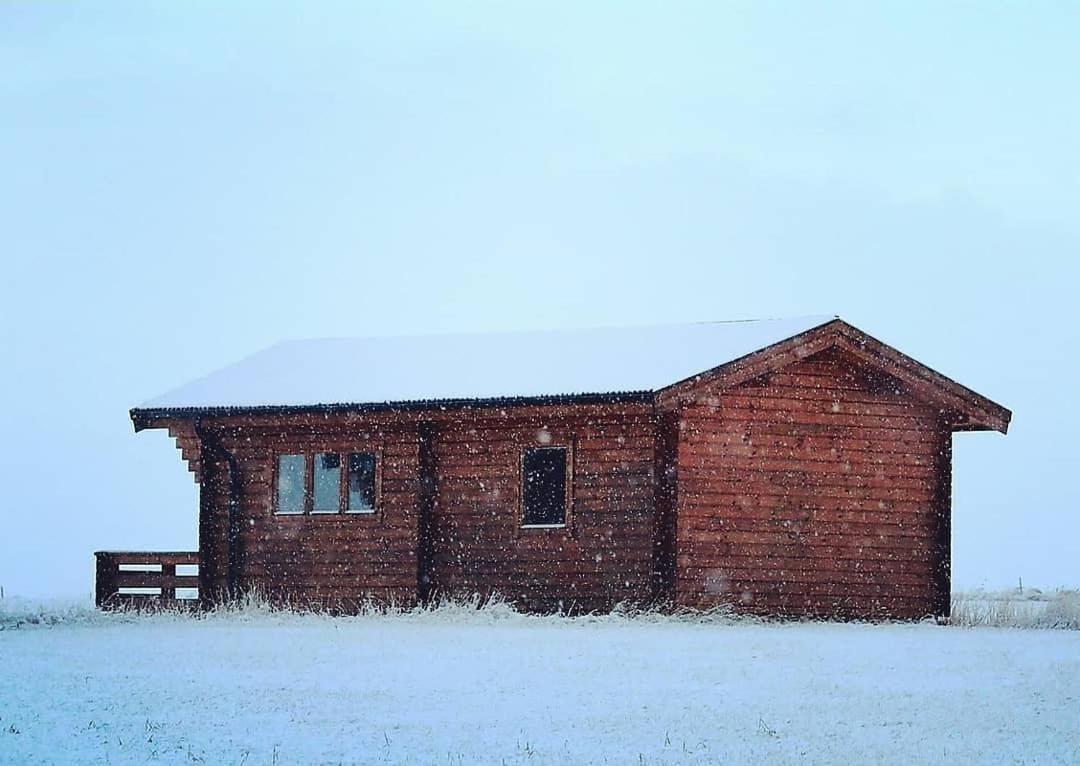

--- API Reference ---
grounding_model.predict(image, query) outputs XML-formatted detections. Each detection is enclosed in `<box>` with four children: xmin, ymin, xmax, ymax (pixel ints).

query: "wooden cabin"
<box><xmin>108</xmin><ymin>316</ymin><xmax>1010</xmax><ymax>619</ymax></box>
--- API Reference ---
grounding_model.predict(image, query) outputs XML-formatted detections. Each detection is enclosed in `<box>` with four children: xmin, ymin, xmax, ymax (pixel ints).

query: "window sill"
<box><xmin>520</xmin><ymin>523</ymin><xmax>567</xmax><ymax>530</ymax></box>
<box><xmin>273</xmin><ymin>510</ymin><xmax>380</xmax><ymax>517</ymax></box>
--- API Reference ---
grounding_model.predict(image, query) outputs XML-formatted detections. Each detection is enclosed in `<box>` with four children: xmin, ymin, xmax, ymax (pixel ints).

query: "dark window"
<box><xmin>313</xmin><ymin>452</ymin><xmax>341</xmax><ymax>513</ymax></box>
<box><xmin>347</xmin><ymin>452</ymin><xmax>377</xmax><ymax>513</ymax></box>
<box><xmin>522</xmin><ymin>447</ymin><xmax>567</xmax><ymax>526</ymax></box>
<box><xmin>276</xmin><ymin>454</ymin><xmax>305</xmax><ymax>514</ymax></box>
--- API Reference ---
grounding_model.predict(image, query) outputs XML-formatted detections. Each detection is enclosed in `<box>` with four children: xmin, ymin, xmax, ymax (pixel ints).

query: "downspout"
<box><xmin>194</xmin><ymin>420</ymin><xmax>243</xmax><ymax>601</ymax></box>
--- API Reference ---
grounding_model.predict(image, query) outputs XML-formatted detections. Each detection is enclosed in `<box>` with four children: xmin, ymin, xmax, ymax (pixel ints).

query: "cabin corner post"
<box><xmin>223</xmin><ymin>446</ymin><xmax>243</xmax><ymax>600</ymax></box>
<box><xmin>652</xmin><ymin>410</ymin><xmax>680</xmax><ymax>601</ymax></box>
<box><xmin>933</xmin><ymin>426</ymin><xmax>954</xmax><ymax>619</ymax></box>
<box><xmin>94</xmin><ymin>552</ymin><xmax>116</xmax><ymax>608</ymax></box>
<box><xmin>417</xmin><ymin>421</ymin><xmax>439</xmax><ymax>604</ymax></box>
<box><xmin>194</xmin><ymin>422</ymin><xmax>242</xmax><ymax>606</ymax></box>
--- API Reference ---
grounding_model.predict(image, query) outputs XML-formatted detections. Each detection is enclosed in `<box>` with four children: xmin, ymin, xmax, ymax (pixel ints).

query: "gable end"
<box><xmin>657</xmin><ymin>319</ymin><xmax>1010</xmax><ymax>434</ymax></box>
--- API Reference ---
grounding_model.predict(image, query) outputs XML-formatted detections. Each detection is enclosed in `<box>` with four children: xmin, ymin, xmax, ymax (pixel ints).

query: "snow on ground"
<box><xmin>1</xmin><ymin>601</ymin><xmax>1078</xmax><ymax>765</ymax></box>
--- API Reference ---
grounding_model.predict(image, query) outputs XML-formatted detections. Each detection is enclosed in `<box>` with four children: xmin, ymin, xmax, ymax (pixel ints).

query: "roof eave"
<box><xmin>130</xmin><ymin>390</ymin><xmax>656</xmax><ymax>432</ymax></box>
<box><xmin>830</xmin><ymin>321</ymin><xmax>1012</xmax><ymax>435</ymax></box>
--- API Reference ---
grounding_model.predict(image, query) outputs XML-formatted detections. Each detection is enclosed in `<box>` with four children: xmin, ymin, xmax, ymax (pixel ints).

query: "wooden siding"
<box><xmin>673</xmin><ymin>348</ymin><xmax>952</xmax><ymax>619</ymax></box>
<box><xmin>194</xmin><ymin>422</ymin><xmax>422</xmax><ymax>607</ymax></box>
<box><xmin>428</xmin><ymin>404</ymin><xmax>659</xmax><ymax>612</ymax></box>
<box><xmin>186</xmin><ymin>402</ymin><xmax>659</xmax><ymax>612</ymax></box>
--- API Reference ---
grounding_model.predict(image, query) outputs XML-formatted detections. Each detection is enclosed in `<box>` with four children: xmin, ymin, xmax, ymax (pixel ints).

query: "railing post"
<box><xmin>94</xmin><ymin>552</ymin><xmax>116</xmax><ymax>608</ymax></box>
<box><xmin>161</xmin><ymin>561</ymin><xmax>175</xmax><ymax>605</ymax></box>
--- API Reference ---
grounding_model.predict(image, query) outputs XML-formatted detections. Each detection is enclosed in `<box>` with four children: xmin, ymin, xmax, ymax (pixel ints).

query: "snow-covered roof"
<box><xmin>137</xmin><ymin>315</ymin><xmax>837</xmax><ymax>411</ymax></box>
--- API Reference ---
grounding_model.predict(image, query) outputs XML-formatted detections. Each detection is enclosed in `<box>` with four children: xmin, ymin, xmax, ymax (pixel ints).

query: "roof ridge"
<box><xmin>275</xmin><ymin>314</ymin><xmax>839</xmax><ymax>344</ymax></box>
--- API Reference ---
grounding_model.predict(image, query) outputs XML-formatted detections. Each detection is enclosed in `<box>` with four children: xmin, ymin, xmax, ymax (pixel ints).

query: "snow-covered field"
<box><xmin>1</xmin><ymin>599</ymin><xmax>1078</xmax><ymax>765</ymax></box>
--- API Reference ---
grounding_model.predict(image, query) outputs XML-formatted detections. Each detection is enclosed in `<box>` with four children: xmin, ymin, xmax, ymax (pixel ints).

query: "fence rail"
<box><xmin>95</xmin><ymin>551</ymin><xmax>200</xmax><ymax>609</ymax></box>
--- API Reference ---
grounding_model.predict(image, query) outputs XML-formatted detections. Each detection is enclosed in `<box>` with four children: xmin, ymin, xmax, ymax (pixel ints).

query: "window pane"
<box><xmin>276</xmin><ymin>454</ymin><xmax>305</xmax><ymax>514</ymax></box>
<box><xmin>348</xmin><ymin>453</ymin><xmax>377</xmax><ymax>512</ymax></box>
<box><xmin>313</xmin><ymin>453</ymin><xmax>341</xmax><ymax>513</ymax></box>
<box><xmin>522</xmin><ymin>447</ymin><xmax>567</xmax><ymax>526</ymax></box>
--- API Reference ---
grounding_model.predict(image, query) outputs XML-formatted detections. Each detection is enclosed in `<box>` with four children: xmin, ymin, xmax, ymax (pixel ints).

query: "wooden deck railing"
<box><xmin>94</xmin><ymin>551</ymin><xmax>200</xmax><ymax>609</ymax></box>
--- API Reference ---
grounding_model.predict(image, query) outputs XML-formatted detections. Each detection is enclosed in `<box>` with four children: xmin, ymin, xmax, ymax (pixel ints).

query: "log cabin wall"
<box><xmin>673</xmin><ymin>347</ymin><xmax>952</xmax><ymax>619</ymax></box>
<box><xmin>428</xmin><ymin>402</ymin><xmax>659</xmax><ymax>612</ymax></box>
<box><xmin>187</xmin><ymin>401</ymin><xmax>660</xmax><ymax>612</ymax></box>
<box><xmin>195</xmin><ymin>417</ymin><xmax>423</xmax><ymax>607</ymax></box>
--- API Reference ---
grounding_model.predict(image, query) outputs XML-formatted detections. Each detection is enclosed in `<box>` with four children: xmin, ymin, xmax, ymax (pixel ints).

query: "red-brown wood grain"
<box><xmin>671</xmin><ymin>348</ymin><xmax>952</xmax><ymax>617</ymax></box>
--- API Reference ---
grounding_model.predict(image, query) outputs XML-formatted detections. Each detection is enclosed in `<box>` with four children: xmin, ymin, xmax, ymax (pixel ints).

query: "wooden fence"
<box><xmin>94</xmin><ymin>551</ymin><xmax>200</xmax><ymax>609</ymax></box>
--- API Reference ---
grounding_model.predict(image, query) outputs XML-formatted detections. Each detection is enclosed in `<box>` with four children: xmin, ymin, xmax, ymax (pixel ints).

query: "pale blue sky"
<box><xmin>1</xmin><ymin>2</ymin><xmax>1077</xmax><ymax>597</ymax></box>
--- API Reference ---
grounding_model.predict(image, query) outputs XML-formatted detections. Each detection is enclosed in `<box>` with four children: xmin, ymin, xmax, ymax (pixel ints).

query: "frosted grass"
<box><xmin>3</xmin><ymin>588</ymin><xmax>1078</xmax><ymax>630</ymax></box>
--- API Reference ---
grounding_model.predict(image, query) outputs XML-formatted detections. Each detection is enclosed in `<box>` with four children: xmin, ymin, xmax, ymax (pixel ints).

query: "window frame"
<box><xmin>518</xmin><ymin>440</ymin><xmax>574</xmax><ymax>532</ymax></box>
<box><xmin>311</xmin><ymin>451</ymin><xmax>344</xmax><ymax>514</ymax></box>
<box><xmin>344</xmin><ymin>450</ymin><xmax>381</xmax><ymax>515</ymax></box>
<box><xmin>273</xmin><ymin>452</ymin><xmax>309</xmax><ymax>516</ymax></box>
<box><xmin>271</xmin><ymin>447</ymin><xmax>382</xmax><ymax>518</ymax></box>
